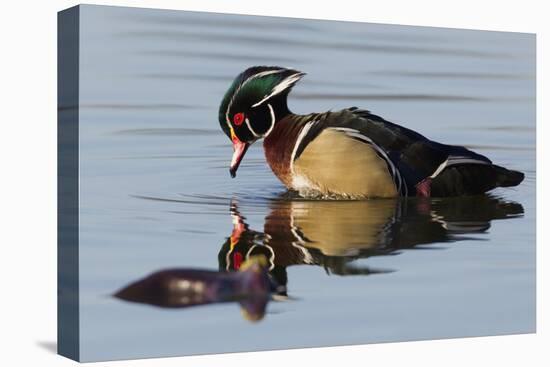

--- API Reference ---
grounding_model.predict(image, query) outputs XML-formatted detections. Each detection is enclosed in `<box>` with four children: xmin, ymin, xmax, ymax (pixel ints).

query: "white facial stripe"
<box><xmin>263</xmin><ymin>104</ymin><xmax>276</xmax><ymax>137</ymax></box>
<box><xmin>252</xmin><ymin>72</ymin><xmax>304</xmax><ymax>108</ymax></box>
<box><xmin>225</xmin><ymin>113</ymin><xmax>233</xmax><ymax>133</ymax></box>
<box><xmin>225</xmin><ymin>68</ymin><xmax>287</xmax><ymax>122</ymax></box>
<box><xmin>245</xmin><ymin>118</ymin><xmax>261</xmax><ymax>138</ymax></box>
<box><xmin>251</xmin><ymin>69</ymin><xmax>286</xmax><ymax>79</ymax></box>
<box><xmin>240</xmin><ymin>104</ymin><xmax>276</xmax><ymax>140</ymax></box>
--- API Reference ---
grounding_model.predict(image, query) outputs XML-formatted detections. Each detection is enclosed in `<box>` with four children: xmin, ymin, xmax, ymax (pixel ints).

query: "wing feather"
<box><xmin>293</xmin><ymin>108</ymin><xmax>493</xmax><ymax>195</ymax></box>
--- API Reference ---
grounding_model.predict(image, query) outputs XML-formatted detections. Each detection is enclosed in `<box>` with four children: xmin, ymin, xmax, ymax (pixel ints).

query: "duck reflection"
<box><xmin>219</xmin><ymin>195</ymin><xmax>524</xmax><ymax>296</ymax></box>
<box><xmin>115</xmin><ymin>194</ymin><xmax>523</xmax><ymax>322</ymax></box>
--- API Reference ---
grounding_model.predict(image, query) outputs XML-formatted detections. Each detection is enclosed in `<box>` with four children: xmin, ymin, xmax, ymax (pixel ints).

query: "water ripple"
<box><xmin>60</xmin><ymin>103</ymin><xmax>204</xmax><ymax>111</ymax></box>
<box><xmin>137</xmin><ymin>49</ymin><xmax>301</xmax><ymax>63</ymax></box>
<box><xmin>371</xmin><ymin>70</ymin><xmax>535</xmax><ymax>80</ymax></box>
<box><xmin>116</xmin><ymin>30</ymin><xmax>514</xmax><ymax>59</ymax></box>
<box><xmin>113</xmin><ymin>128</ymin><xmax>219</xmax><ymax>136</ymax></box>
<box><xmin>292</xmin><ymin>92</ymin><xmax>489</xmax><ymax>102</ymax></box>
<box><xmin>125</xmin><ymin>13</ymin><xmax>316</xmax><ymax>32</ymax></box>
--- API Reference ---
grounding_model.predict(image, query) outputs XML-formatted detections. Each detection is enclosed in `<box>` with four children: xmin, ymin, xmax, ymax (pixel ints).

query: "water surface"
<box><xmin>76</xmin><ymin>5</ymin><xmax>535</xmax><ymax>361</ymax></box>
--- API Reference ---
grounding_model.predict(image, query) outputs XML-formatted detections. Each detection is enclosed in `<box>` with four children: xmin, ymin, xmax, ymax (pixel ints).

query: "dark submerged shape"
<box><xmin>114</xmin><ymin>256</ymin><xmax>273</xmax><ymax>322</ymax></box>
<box><xmin>218</xmin><ymin>66</ymin><xmax>524</xmax><ymax>197</ymax></box>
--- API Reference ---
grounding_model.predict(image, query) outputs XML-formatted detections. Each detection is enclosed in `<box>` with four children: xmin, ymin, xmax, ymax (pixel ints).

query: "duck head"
<box><xmin>218</xmin><ymin>66</ymin><xmax>305</xmax><ymax>177</ymax></box>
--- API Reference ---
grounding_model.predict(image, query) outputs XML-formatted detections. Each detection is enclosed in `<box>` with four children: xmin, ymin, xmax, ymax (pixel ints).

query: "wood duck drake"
<box><xmin>218</xmin><ymin>66</ymin><xmax>524</xmax><ymax>198</ymax></box>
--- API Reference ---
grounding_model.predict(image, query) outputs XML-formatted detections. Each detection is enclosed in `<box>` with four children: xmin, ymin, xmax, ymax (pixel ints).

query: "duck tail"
<box><xmin>494</xmin><ymin>165</ymin><xmax>525</xmax><ymax>187</ymax></box>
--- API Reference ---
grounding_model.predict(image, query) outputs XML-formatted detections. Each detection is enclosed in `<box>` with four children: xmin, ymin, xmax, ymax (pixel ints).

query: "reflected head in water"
<box><xmin>219</xmin><ymin>195</ymin><xmax>524</xmax><ymax>296</ymax></box>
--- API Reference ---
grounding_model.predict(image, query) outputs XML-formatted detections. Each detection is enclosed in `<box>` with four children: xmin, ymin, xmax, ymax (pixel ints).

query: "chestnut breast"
<box><xmin>263</xmin><ymin>116</ymin><xmax>305</xmax><ymax>187</ymax></box>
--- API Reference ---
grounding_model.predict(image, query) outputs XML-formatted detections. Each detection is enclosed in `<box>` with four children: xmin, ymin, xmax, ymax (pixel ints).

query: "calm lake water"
<box><xmin>75</xmin><ymin>5</ymin><xmax>535</xmax><ymax>362</ymax></box>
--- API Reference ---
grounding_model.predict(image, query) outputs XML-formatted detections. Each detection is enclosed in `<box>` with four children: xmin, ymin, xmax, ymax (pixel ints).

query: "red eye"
<box><xmin>233</xmin><ymin>112</ymin><xmax>245</xmax><ymax>126</ymax></box>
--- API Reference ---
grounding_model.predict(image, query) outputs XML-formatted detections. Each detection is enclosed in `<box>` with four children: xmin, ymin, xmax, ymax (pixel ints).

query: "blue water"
<box><xmin>74</xmin><ymin>5</ymin><xmax>535</xmax><ymax>361</ymax></box>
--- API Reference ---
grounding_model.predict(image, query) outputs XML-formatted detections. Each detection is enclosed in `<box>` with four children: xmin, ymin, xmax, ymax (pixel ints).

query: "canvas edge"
<box><xmin>57</xmin><ymin>4</ymin><xmax>80</xmax><ymax>362</ymax></box>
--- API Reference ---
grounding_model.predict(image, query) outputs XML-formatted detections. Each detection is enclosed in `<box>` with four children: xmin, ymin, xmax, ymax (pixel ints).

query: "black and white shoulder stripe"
<box><xmin>290</xmin><ymin>113</ymin><xmax>408</xmax><ymax>197</ymax></box>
